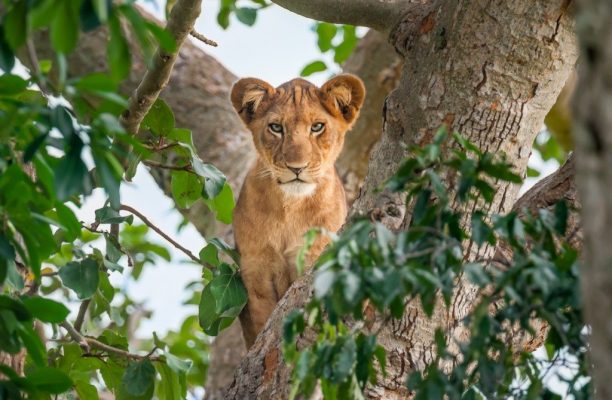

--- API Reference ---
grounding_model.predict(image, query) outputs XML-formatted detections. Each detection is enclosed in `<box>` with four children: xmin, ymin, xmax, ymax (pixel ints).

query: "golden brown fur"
<box><xmin>231</xmin><ymin>75</ymin><xmax>365</xmax><ymax>348</ymax></box>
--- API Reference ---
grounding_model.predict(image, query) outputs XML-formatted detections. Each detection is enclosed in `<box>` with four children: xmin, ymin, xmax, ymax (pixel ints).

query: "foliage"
<box><xmin>0</xmin><ymin>0</ymin><xmax>243</xmax><ymax>398</ymax></box>
<box><xmin>211</xmin><ymin>0</ymin><xmax>271</xmax><ymax>30</ymax></box>
<box><xmin>283</xmin><ymin>130</ymin><xmax>589</xmax><ymax>399</ymax></box>
<box><xmin>301</xmin><ymin>23</ymin><xmax>360</xmax><ymax>77</ymax></box>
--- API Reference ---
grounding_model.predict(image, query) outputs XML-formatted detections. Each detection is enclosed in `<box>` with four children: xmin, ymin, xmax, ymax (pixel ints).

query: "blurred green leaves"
<box><xmin>301</xmin><ymin>23</ymin><xmax>359</xmax><ymax>77</ymax></box>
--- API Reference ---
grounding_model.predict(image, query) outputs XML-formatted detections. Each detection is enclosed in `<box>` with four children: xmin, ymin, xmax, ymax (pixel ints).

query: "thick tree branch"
<box><xmin>271</xmin><ymin>0</ymin><xmax>419</xmax><ymax>33</ymax></box>
<box><xmin>121</xmin><ymin>0</ymin><xmax>202</xmax><ymax>136</ymax></box>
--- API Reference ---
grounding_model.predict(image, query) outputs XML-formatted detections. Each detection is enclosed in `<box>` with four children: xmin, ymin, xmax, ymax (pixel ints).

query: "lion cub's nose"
<box><xmin>286</xmin><ymin>163</ymin><xmax>307</xmax><ymax>175</ymax></box>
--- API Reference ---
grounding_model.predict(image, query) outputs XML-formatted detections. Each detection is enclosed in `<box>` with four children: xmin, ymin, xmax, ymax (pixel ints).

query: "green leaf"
<box><xmin>122</xmin><ymin>360</ymin><xmax>156</xmax><ymax>397</ymax></box>
<box><xmin>0</xmin><ymin>29</ymin><xmax>15</xmax><ymax>72</ymax></box>
<box><xmin>29</xmin><ymin>0</ymin><xmax>59</xmax><ymax>29</ymax></box>
<box><xmin>51</xmin><ymin>0</ymin><xmax>80</xmax><ymax>53</ymax></box>
<box><xmin>171</xmin><ymin>171</ymin><xmax>202</xmax><ymax>209</ymax></box>
<box><xmin>155</xmin><ymin>362</ymin><xmax>183</xmax><ymax>400</ymax></box>
<box><xmin>74</xmin><ymin>73</ymin><xmax>118</xmax><ymax>92</ymax></box>
<box><xmin>0</xmin><ymin>74</ymin><xmax>28</xmax><ymax>95</ymax></box>
<box><xmin>108</xmin><ymin>13</ymin><xmax>131</xmax><ymax>81</ymax></box>
<box><xmin>235</xmin><ymin>7</ymin><xmax>257</xmax><ymax>26</ymax></box>
<box><xmin>92</xmin><ymin>150</ymin><xmax>122</xmax><ymax>209</ymax></box>
<box><xmin>0</xmin><ymin>295</ymin><xmax>32</xmax><ymax>321</ymax></box>
<box><xmin>193</xmin><ymin>161</ymin><xmax>226</xmax><ymax>199</ymax></box>
<box><xmin>142</xmin><ymin>99</ymin><xmax>174</xmax><ymax>136</ymax></box>
<box><xmin>54</xmin><ymin>148</ymin><xmax>91</xmax><ymax>201</ymax></box>
<box><xmin>199</xmin><ymin>243</ymin><xmax>220</xmax><ymax>267</ymax></box>
<box><xmin>206</xmin><ymin>237</ymin><xmax>240</xmax><ymax>264</ymax></box>
<box><xmin>316</xmin><ymin>23</ymin><xmax>337</xmax><ymax>52</ymax></box>
<box><xmin>59</xmin><ymin>259</ymin><xmax>100</xmax><ymax>299</ymax></box>
<box><xmin>203</xmin><ymin>182</ymin><xmax>235</xmax><ymax>224</ymax></box>
<box><xmin>333</xmin><ymin>25</ymin><xmax>358</xmax><ymax>64</ymax></box>
<box><xmin>165</xmin><ymin>353</ymin><xmax>192</xmax><ymax>374</ymax></box>
<box><xmin>217</xmin><ymin>6</ymin><xmax>231</xmax><ymax>29</ymax></box>
<box><xmin>4</xmin><ymin>1</ymin><xmax>27</xmax><ymax>50</ymax></box>
<box><xmin>26</xmin><ymin>367</ymin><xmax>73</xmax><ymax>394</ymax></box>
<box><xmin>300</xmin><ymin>60</ymin><xmax>327</xmax><ymax>77</ymax></box>
<box><xmin>21</xmin><ymin>297</ymin><xmax>70</xmax><ymax>323</ymax></box>
<box><xmin>198</xmin><ymin>264</ymin><xmax>247</xmax><ymax>335</ymax></box>
<box><xmin>95</xmin><ymin>206</ymin><xmax>134</xmax><ymax>224</ymax></box>
<box><xmin>145</xmin><ymin>22</ymin><xmax>177</xmax><ymax>53</ymax></box>
<box><xmin>75</xmin><ymin>380</ymin><xmax>100</xmax><ymax>400</ymax></box>
<box><xmin>210</xmin><ymin>264</ymin><xmax>247</xmax><ymax>315</ymax></box>
<box><xmin>18</xmin><ymin>323</ymin><xmax>46</xmax><ymax>367</ymax></box>
<box><xmin>55</xmin><ymin>202</ymin><xmax>82</xmax><ymax>242</ymax></box>
<box><xmin>93</xmin><ymin>0</ymin><xmax>109</xmax><ymax>22</ymax></box>
<box><xmin>332</xmin><ymin>337</ymin><xmax>357</xmax><ymax>382</ymax></box>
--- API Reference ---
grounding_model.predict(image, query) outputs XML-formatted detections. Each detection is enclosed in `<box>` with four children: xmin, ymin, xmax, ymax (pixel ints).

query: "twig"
<box><xmin>143</xmin><ymin>160</ymin><xmax>193</xmax><ymax>172</ymax></box>
<box><xmin>190</xmin><ymin>29</ymin><xmax>218</xmax><ymax>46</ymax></box>
<box><xmin>144</xmin><ymin>142</ymin><xmax>179</xmax><ymax>152</ymax></box>
<box><xmin>60</xmin><ymin>321</ymin><xmax>91</xmax><ymax>352</ymax></box>
<box><xmin>74</xmin><ymin>299</ymin><xmax>91</xmax><ymax>332</ymax></box>
<box><xmin>119</xmin><ymin>204</ymin><xmax>201</xmax><ymax>264</ymax></box>
<box><xmin>60</xmin><ymin>321</ymin><xmax>161</xmax><ymax>361</ymax></box>
<box><xmin>26</xmin><ymin>39</ymin><xmax>49</xmax><ymax>94</ymax></box>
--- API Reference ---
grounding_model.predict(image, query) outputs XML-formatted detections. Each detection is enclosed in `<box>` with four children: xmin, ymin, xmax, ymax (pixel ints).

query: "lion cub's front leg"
<box><xmin>238</xmin><ymin>250</ymin><xmax>285</xmax><ymax>348</ymax></box>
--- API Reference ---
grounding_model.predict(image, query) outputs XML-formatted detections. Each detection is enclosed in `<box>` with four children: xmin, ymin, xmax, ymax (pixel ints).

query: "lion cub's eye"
<box><xmin>268</xmin><ymin>123</ymin><xmax>283</xmax><ymax>136</ymax></box>
<box><xmin>311</xmin><ymin>122</ymin><xmax>325</xmax><ymax>135</ymax></box>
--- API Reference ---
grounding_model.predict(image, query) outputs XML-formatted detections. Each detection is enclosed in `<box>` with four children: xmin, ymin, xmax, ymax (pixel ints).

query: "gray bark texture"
<box><xmin>223</xmin><ymin>1</ymin><xmax>578</xmax><ymax>398</ymax></box>
<box><xmin>573</xmin><ymin>0</ymin><xmax>612</xmax><ymax>398</ymax></box>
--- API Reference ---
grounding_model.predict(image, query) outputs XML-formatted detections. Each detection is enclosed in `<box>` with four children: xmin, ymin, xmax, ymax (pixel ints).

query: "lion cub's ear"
<box><xmin>320</xmin><ymin>74</ymin><xmax>366</xmax><ymax>125</ymax></box>
<box><xmin>231</xmin><ymin>78</ymin><xmax>275</xmax><ymax>124</ymax></box>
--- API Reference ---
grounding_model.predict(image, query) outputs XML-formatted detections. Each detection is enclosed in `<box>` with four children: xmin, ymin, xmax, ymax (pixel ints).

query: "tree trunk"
<box><xmin>573</xmin><ymin>0</ymin><xmax>612</xmax><ymax>398</ymax></box>
<box><xmin>223</xmin><ymin>1</ymin><xmax>577</xmax><ymax>398</ymax></box>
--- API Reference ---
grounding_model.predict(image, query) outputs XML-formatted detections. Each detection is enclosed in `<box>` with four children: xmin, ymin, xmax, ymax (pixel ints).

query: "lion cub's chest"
<box><xmin>233</xmin><ymin>174</ymin><xmax>345</xmax><ymax>269</ymax></box>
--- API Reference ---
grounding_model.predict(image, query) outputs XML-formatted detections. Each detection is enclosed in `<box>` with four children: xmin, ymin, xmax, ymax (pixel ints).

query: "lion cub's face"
<box><xmin>231</xmin><ymin>75</ymin><xmax>365</xmax><ymax>196</ymax></box>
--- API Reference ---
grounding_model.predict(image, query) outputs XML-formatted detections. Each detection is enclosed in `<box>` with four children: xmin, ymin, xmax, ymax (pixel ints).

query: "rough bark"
<box><xmin>338</xmin><ymin>30</ymin><xmax>401</xmax><ymax>202</ymax></box>
<box><xmin>224</xmin><ymin>1</ymin><xmax>577</xmax><ymax>398</ymax></box>
<box><xmin>573</xmin><ymin>0</ymin><xmax>612</xmax><ymax>398</ymax></box>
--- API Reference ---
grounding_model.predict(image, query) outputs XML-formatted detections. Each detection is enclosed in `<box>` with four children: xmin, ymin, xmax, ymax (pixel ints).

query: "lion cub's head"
<box><xmin>231</xmin><ymin>75</ymin><xmax>365</xmax><ymax>197</ymax></box>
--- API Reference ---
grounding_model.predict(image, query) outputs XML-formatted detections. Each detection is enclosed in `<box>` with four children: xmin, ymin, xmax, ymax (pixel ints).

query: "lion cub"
<box><xmin>230</xmin><ymin>74</ymin><xmax>365</xmax><ymax>348</ymax></box>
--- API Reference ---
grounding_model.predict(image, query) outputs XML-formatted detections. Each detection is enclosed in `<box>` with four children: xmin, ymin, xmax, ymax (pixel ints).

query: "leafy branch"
<box><xmin>60</xmin><ymin>321</ymin><xmax>161</xmax><ymax>362</ymax></box>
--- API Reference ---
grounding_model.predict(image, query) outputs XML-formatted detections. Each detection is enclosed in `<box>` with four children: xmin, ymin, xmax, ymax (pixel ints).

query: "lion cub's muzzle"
<box><xmin>277</xmin><ymin>163</ymin><xmax>317</xmax><ymax>196</ymax></box>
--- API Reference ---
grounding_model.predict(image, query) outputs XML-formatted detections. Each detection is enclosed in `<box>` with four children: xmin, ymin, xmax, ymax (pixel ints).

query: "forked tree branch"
<box><xmin>120</xmin><ymin>0</ymin><xmax>202</xmax><ymax>136</ymax></box>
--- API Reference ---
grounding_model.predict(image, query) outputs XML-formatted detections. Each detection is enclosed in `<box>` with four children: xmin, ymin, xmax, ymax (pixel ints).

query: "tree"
<box><xmin>223</xmin><ymin>0</ymin><xmax>583</xmax><ymax>399</ymax></box>
<box><xmin>573</xmin><ymin>0</ymin><xmax>612</xmax><ymax>398</ymax></box>
<box><xmin>0</xmin><ymin>0</ymin><xmax>604</xmax><ymax>399</ymax></box>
